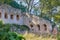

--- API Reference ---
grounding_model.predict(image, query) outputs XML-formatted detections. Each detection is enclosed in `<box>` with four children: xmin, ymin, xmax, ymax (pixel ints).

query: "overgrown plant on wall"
<box><xmin>0</xmin><ymin>21</ymin><xmax>25</xmax><ymax>40</ymax></box>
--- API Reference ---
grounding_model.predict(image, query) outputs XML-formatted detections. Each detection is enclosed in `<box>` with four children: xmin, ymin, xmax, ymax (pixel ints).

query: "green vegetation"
<box><xmin>12</xmin><ymin>24</ymin><xmax>30</xmax><ymax>31</ymax></box>
<box><xmin>0</xmin><ymin>32</ymin><xmax>25</xmax><ymax>40</ymax></box>
<box><xmin>23</xmin><ymin>33</ymin><xmax>57</xmax><ymax>40</ymax></box>
<box><xmin>20</xmin><ymin>25</ymin><xmax>30</xmax><ymax>31</ymax></box>
<box><xmin>0</xmin><ymin>0</ymin><xmax>27</xmax><ymax>12</ymax></box>
<box><xmin>0</xmin><ymin>21</ymin><xmax>25</xmax><ymax>40</ymax></box>
<box><xmin>57</xmin><ymin>33</ymin><xmax>60</xmax><ymax>40</ymax></box>
<box><xmin>8</xmin><ymin>1</ymin><xmax>27</xmax><ymax>12</ymax></box>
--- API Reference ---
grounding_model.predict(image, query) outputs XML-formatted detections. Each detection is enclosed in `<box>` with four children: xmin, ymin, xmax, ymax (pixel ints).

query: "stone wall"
<box><xmin>0</xmin><ymin>4</ymin><xmax>52</xmax><ymax>34</ymax></box>
<box><xmin>24</xmin><ymin>13</ymin><xmax>52</xmax><ymax>34</ymax></box>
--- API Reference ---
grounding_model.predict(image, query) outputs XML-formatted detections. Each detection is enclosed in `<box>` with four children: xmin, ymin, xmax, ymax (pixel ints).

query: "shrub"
<box><xmin>0</xmin><ymin>21</ymin><xmax>25</xmax><ymax>40</ymax></box>
<box><xmin>0</xmin><ymin>20</ymin><xmax>3</xmax><ymax>28</ymax></box>
<box><xmin>57</xmin><ymin>33</ymin><xmax>60</xmax><ymax>40</ymax></box>
<box><xmin>0</xmin><ymin>32</ymin><xmax>25</xmax><ymax>40</ymax></box>
<box><xmin>20</xmin><ymin>25</ymin><xmax>30</xmax><ymax>31</ymax></box>
<box><xmin>12</xmin><ymin>24</ymin><xmax>30</xmax><ymax>31</ymax></box>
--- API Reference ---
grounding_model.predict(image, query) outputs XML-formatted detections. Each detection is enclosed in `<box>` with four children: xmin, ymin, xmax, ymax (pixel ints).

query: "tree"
<box><xmin>40</xmin><ymin>0</ymin><xmax>60</xmax><ymax>24</ymax></box>
<box><xmin>0</xmin><ymin>0</ymin><xmax>27</xmax><ymax>12</ymax></box>
<box><xmin>19</xmin><ymin>0</ymin><xmax>40</xmax><ymax>14</ymax></box>
<box><xmin>0</xmin><ymin>0</ymin><xmax>13</xmax><ymax>4</ymax></box>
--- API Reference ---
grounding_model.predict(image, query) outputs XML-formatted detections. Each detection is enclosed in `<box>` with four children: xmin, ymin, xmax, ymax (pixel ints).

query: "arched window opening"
<box><xmin>10</xmin><ymin>14</ymin><xmax>13</xmax><ymax>19</ymax></box>
<box><xmin>5</xmin><ymin>13</ymin><xmax>8</xmax><ymax>19</ymax></box>
<box><xmin>43</xmin><ymin>24</ymin><xmax>47</xmax><ymax>31</ymax></box>
<box><xmin>37</xmin><ymin>24</ymin><xmax>40</xmax><ymax>30</ymax></box>
<box><xmin>16</xmin><ymin>15</ymin><xmax>19</xmax><ymax>20</ymax></box>
<box><xmin>0</xmin><ymin>12</ymin><xmax>1</xmax><ymax>18</ymax></box>
<box><xmin>30</xmin><ymin>24</ymin><xmax>33</xmax><ymax>28</ymax></box>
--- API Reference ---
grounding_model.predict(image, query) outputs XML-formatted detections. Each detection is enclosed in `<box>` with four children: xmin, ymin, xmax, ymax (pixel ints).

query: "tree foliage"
<box><xmin>0</xmin><ymin>0</ymin><xmax>27</xmax><ymax>12</ymax></box>
<box><xmin>0</xmin><ymin>21</ymin><xmax>25</xmax><ymax>40</ymax></box>
<box><xmin>40</xmin><ymin>0</ymin><xmax>60</xmax><ymax>24</ymax></box>
<box><xmin>0</xmin><ymin>0</ymin><xmax>13</xmax><ymax>4</ymax></box>
<box><xmin>21</xmin><ymin>0</ymin><xmax>40</xmax><ymax>14</ymax></box>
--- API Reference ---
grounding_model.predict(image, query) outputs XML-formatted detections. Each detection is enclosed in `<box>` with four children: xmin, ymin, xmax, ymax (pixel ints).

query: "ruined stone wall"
<box><xmin>0</xmin><ymin>4</ymin><xmax>52</xmax><ymax>34</ymax></box>
<box><xmin>24</xmin><ymin>13</ymin><xmax>52</xmax><ymax>34</ymax></box>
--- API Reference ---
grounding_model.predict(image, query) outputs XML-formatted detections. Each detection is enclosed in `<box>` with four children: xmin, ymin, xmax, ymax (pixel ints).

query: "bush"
<box><xmin>12</xmin><ymin>24</ymin><xmax>30</xmax><ymax>31</ymax></box>
<box><xmin>57</xmin><ymin>33</ymin><xmax>60</xmax><ymax>40</ymax></box>
<box><xmin>0</xmin><ymin>20</ymin><xmax>3</xmax><ymax>28</ymax></box>
<box><xmin>0</xmin><ymin>32</ymin><xmax>25</xmax><ymax>40</ymax></box>
<box><xmin>0</xmin><ymin>21</ymin><xmax>25</xmax><ymax>40</ymax></box>
<box><xmin>20</xmin><ymin>25</ymin><xmax>30</xmax><ymax>31</ymax></box>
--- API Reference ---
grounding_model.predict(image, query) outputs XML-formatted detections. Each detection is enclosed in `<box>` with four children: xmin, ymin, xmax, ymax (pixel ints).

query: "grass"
<box><xmin>23</xmin><ymin>32</ymin><xmax>57</xmax><ymax>40</ymax></box>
